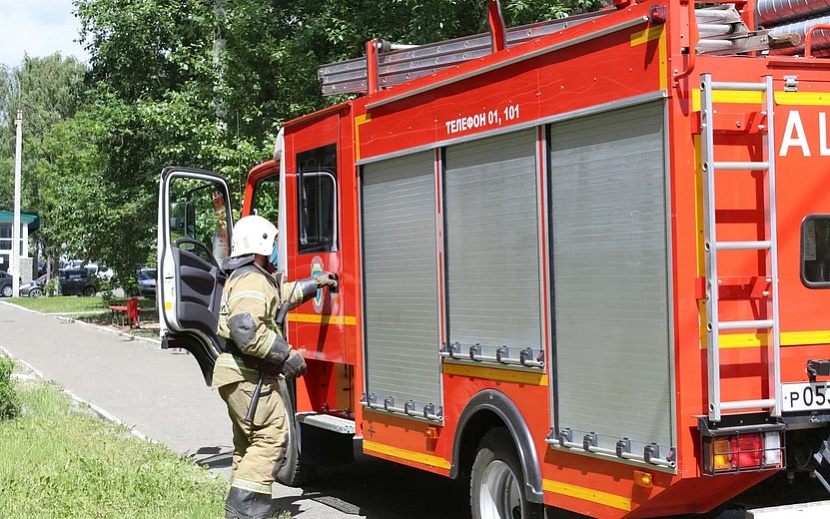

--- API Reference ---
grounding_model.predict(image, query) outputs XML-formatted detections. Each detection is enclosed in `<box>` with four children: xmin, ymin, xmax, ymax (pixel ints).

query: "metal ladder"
<box><xmin>700</xmin><ymin>73</ymin><xmax>782</xmax><ymax>422</ymax></box>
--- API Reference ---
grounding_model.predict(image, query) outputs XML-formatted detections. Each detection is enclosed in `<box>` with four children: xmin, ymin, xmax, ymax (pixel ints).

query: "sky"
<box><xmin>0</xmin><ymin>0</ymin><xmax>90</xmax><ymax>69</ymax></box>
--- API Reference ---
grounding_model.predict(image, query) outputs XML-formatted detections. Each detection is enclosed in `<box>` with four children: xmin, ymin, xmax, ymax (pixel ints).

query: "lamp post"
<box><xmin>2</xmin><ymin>64</ymin><xmax>22</xmax><ymax>298</ymax></box>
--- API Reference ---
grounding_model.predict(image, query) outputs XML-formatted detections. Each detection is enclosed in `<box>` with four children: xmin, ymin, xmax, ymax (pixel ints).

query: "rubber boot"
<box><xmin>224</xmin><ymin>486</ymin><xmax>274</xmax><ymax>519</ymax></box>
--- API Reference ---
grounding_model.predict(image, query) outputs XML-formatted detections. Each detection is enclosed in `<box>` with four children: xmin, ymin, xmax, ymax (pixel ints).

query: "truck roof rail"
<box><xmin>318</xmin><ymin>4</ymin><xmax>801</xmax><ymax>97</ymax></box>
<box><xmin>317</xmin><ymin>9</ymin><xmax>607</xmax><ymax>97</ymax></box>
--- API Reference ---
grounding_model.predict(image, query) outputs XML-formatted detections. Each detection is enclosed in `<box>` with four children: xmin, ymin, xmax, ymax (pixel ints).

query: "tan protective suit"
<box><xmin>213</xmin><ymin>260</ymin><xmax>317</xmax><ymax>519</ymax></box>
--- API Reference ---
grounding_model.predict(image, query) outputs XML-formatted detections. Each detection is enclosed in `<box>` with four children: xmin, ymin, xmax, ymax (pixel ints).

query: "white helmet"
<box><xmin>231</xmin><ymin>215</ymin><xmax>278</xmax><ymax>257</ymax></box>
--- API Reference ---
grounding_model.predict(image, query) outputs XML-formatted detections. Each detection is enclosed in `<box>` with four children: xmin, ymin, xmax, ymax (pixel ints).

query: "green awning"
<box><xmin>0</xmin><ymin>211</ymin><xmax>39</xmax><ymax>231</ymax></box>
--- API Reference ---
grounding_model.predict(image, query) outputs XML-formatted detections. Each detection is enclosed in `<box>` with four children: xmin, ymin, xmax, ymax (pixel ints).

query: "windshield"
<box><xmin>138</xmin><ymin>268</ymin><xmax>157</xmax><ymax>281</ymax></box>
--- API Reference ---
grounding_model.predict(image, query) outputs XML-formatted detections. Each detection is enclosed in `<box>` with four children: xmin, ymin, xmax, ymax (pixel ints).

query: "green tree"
<box><xmin>0</xmin><ymin>55</ymin><xmax>88</xmax><ymax>277</ymax></box>
<box><xmin>30</xmin><ymin>0</ymin><xmax>601</xmax><ymax>286</ymax></box>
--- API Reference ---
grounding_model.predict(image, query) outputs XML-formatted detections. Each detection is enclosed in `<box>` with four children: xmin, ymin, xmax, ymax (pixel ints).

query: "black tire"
<box><xmin>471</xmin><ymin>428</ymin><xmax>544</xmax><ymax>519</ymax></box>
<box><xmin>1</xmin><ymin>285</ymin><xmax>11</xmax><ymax>297</ymax></box>
<box><xmin>82</xmin><ymin>286</ymin><xmax>96</xmax><ymax>297</ymax></box>
<box><xmin>29</xmin><ymin>288</ymin><xmax>42</xmax><ymax>298</ymax></box>
<box><xmin>273</xmin><ymin>378</ymin><xmax>316</xmax><ymax>487</ymax></box>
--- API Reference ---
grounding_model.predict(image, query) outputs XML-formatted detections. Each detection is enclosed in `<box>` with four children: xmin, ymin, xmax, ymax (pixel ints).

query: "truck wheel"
<box><xmin>471</xmin><ymin>428</ymin><xmax>543</xmax><ymax>519</ymax></box>
<box><xmin>273</xmin><ymin>378</ymin><xmax>316</xmax><ymax>487</ymax></box>
<box><xmin>82</xmin><ymin>286</ymin><xmax>96</xmax><ymax>297</ymax></box>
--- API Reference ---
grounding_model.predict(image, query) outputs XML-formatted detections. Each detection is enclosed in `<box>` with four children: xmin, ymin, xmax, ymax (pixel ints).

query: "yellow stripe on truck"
<box><xmin>363</xmin><ymin>439</ymin><xmax>451</xmax><ymax>470</ymax></box>
<box><xmin>287</xmin><ymin>313</ymin><xmax>357</xmax><ymax>326</ymax></box>
<box><xmin>543</xmin><ymin>479</ymin><xmax>631</xmax><ymax>512</ymax></box>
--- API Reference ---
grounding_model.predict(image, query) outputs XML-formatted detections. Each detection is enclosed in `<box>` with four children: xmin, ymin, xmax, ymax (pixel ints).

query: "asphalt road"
<box><xmin>3</xmin><ymin>301</ymin><xmax>829</xmax><ymax>519</ymax></box>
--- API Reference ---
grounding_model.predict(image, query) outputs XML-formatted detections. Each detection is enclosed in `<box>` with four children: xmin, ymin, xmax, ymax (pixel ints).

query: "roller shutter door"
<box><xmin>550</xmin><ymin>100</ymin><xmax>673</xmax><ymax>453</ymax></box>
<box><xmin>362</xmin><ymin>151</ymin><xmax>442</xmax><ymax>416</ymax></box>
<box><xmin>445</xmin><ymin>130</ymin><xmax>542</xmax><ymax>358</ymax></box>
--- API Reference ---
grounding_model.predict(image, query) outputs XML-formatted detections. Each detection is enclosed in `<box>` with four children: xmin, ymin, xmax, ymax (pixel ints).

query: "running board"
<box><xmin>296</xmin><ymin>412</ymin><xmax>355</xmax><ymax>434</ymax></box>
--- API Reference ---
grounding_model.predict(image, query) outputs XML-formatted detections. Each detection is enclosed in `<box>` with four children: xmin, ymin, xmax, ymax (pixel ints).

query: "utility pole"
<box><xmin>13</xmin><ymin>104</ymin><xmax>22</xmax><ymax>297</ymax></box>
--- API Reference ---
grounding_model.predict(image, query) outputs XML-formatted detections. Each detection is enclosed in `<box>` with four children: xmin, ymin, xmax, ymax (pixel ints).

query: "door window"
<box><xmin>296</xmin><ymin>144</ymin><xmax>338</xmax><ymax>253</ymax></box>
<box><xmin>167</xmin><ymin>176</ymin><xmax>231</xmax><ymax>266</ymax></box>
<box><xmin>252</xmin><ymin>176</ymin><xmax>280</xmax><ymax>223</ymax></box>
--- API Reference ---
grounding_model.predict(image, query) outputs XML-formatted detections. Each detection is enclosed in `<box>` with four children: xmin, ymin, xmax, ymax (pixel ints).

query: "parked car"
<box><xmin>136</xmin><ymin>267</ymin><xmax>156</xmax><ymax>299</ymax></box>
<box><xmin>20</xmin><ymin>274</ymin><xmax>47</xmax><ymax>298</ymax></box>
<box><xmin>59</xmin><ymin>268</ymin><xmax>98</xmax><ymax>297</ymax></box>
<box><xmin>85</xmin><ymin>262</ymin><xmax>115</xmax><ymax>281</ymax></box>
<box><xmin>0</xmin><ymin>270</ymin><xmax>14</xmax><ymax>297</ymax></box>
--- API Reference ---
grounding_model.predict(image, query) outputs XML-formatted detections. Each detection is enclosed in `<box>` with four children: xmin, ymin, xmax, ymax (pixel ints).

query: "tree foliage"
<box><xmin>3</xmin><ymin>0</ymin><xmax>610</xmax><ymax>285</ymax></box>
<box><xmin>0</xmin><ymin>55</ymin><xmax>88</xmax><ymax>277</ymax></box>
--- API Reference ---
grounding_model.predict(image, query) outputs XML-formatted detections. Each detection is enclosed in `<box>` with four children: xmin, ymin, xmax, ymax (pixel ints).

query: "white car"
<box><xmin>85</xmin><ymin>262</ymin><xmax>115</xmax><ymax>281</ymax></box>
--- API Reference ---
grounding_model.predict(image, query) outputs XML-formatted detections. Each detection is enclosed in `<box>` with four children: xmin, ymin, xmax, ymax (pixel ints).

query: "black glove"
<box><xmin>282</xmin><ymin>349</ymin><xmax>307</xmax><ymax>379</ymax></box>
<box><xmin>314</xmin><ymin>272</ymin><xmax>339</xmax><ymax>291</ymax></box>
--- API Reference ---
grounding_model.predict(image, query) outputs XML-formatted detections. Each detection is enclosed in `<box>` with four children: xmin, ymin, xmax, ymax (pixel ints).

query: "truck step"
<box><xmin>296</xmin><ymin>412</ymin><xmax>355</xmax><ymax>435</ymax></box>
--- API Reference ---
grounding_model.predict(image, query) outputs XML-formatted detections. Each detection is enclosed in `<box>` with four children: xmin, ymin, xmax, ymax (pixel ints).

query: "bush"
<box><xmin>0</xmin><ymin>356</ymin><xmax>20</xmax><ymax>420</ymax></box>
<box><xmin>43</xmin><ymin>278</ymin><xmax>58</xmax><ymax>297</ymax></box>
<box><xmin>99</xmin><ymin>279</ymin><xmax>115</xmax><ymax>306</ymax></box>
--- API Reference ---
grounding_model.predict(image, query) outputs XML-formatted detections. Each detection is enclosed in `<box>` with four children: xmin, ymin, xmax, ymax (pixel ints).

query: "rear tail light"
<box><xmin>702</xmin><ymin>430</ymin><xmax>784</xmax><ymax>475</ymax></box>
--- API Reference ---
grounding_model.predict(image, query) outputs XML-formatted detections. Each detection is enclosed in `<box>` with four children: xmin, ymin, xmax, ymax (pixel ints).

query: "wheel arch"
<box><xmin>450</xmin><ymin>389</ymin><xmax>544</xmax><ymax>504</ymax></box>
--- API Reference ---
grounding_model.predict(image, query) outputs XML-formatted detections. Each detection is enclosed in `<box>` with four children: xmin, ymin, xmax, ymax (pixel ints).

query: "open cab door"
<box><xmin>157</xmin><ymin>167</ymin><xmax>233</xmax><ymax>385</ymax></box>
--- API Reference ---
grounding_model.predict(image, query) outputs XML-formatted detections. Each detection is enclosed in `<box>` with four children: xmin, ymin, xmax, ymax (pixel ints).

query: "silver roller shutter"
<box><xmin>550</xmin><ymin>100</ymin><xmax>673</xmax><ymax>454</ymax></box>
<box><xmin>362</xmin><ymin>151</ymin><xmax>442</xmax><ymax>416</ymax></box>
<box><xmin>445</xmin><ymin>130</ymin><xmax>542</xmax><ymax>358</ymax></box>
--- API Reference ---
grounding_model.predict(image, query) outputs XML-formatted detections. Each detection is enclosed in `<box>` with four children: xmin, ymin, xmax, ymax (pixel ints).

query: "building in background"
<box><xmin>0</xmin><ymin>210</ymin><xmax>39</xmax><ymax>281</ymax></box>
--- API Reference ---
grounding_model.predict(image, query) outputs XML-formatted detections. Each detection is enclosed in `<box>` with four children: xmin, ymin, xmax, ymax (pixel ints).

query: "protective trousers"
<box><xmin>219</xmin><ymin>378</ymin><xmax>287</xmax><ymax>519</ymax></box>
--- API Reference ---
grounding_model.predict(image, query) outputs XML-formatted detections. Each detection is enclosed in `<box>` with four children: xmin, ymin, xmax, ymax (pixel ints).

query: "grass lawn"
<box><xmin>9</xmin><ymin>295</ymin><xmax>156</xmax><ymax>315</ymax></box>
<box><xmin>0</xmin><ymin>370</ymin><xmax>228</xmax><ymax>518</ymax></box>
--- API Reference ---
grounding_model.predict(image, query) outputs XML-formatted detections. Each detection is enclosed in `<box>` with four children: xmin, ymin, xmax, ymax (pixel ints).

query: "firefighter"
<box><xmin>214</xmin><ymin>214</ymin><xmax>337</xmax><ymax>519</ymax></box>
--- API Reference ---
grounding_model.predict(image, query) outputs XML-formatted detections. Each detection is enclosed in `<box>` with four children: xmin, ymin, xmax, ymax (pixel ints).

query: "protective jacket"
<box><xmin>213</xmin><ymin>259</ymin><xmax>317</xmax><ymax>389</ymax></box>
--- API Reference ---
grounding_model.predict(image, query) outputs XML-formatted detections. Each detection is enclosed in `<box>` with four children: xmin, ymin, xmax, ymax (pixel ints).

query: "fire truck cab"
<box><xmin>158</xmin><ymin>1</ymin><xmax>830</xmax><ymax>517</ymax></box>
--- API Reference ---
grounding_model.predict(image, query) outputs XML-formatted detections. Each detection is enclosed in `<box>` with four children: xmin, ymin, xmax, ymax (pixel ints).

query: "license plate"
<box><xmin>782</xmin><ymin>382</ymin><xmax>830</xmax><ymax>412</ymax></box>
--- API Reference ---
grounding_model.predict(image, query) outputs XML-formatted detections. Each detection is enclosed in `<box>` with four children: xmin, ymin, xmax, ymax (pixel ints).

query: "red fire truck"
<box><xmin>158</xmin><ymin>1</ymin><xmax>830</xmax><ymax>517</ymax></box>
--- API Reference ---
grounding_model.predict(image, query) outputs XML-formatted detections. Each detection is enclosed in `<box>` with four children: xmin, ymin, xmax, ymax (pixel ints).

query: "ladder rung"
<box><xmin>718</xmin><ymin>319</ymin><xmax>774</xmax><ymax>331</ymax></box>
<box><xmin>710</xmin><ymin>81</ymin><xmax>768</xmax><ymax>92</ymax></box>
<box><xmin>719</xmin><ymin>398</ymin><xmax>776</xmax><ymax>411</ymax></box>
<box><xmin>715</xmin><ymin>240</ymin><xmax>771</xmax><ymax>251</ymax></box>
<box><xmin>712</xmin><ymin>161</ymin><xmax>769</xmax><ymax>171</ymax></box>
